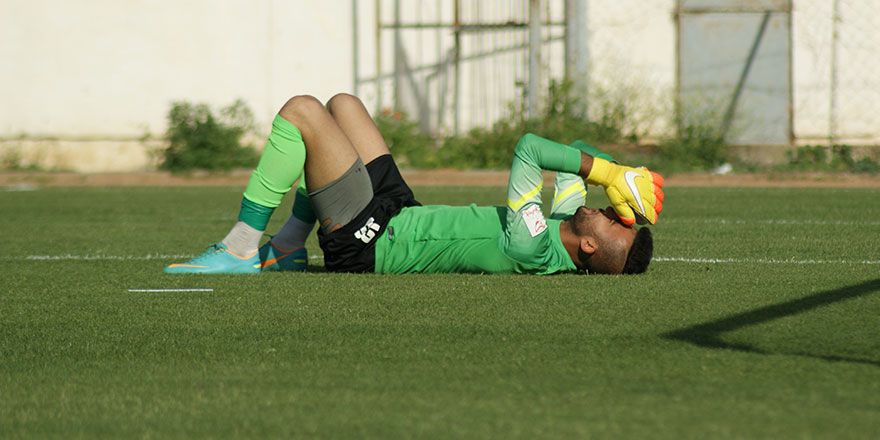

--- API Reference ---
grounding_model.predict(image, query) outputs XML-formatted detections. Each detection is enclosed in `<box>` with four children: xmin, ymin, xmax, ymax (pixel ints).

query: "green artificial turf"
<box><xmin>1</xmin><ymin>185</ymin><xmax>878</xmax><ymax>438</ymax></box>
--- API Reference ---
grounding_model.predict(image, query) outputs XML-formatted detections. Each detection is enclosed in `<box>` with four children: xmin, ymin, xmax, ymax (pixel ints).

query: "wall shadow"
<box><xmin>663</xmin><ymin>278</ymin><xmax>880</xmax><ymax>367</ymax></box>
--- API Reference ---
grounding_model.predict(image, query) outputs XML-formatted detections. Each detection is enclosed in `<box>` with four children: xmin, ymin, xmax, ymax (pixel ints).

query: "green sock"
<box><xmin>238</xmin><ymin>198</ymin><xmax>275</xmax><ymax>231</ymax></box>
<box><xmin>291</xmin><ymin>176</ymin><xmax>316</xmax><ymax>224</ymax></box>
<box><xmin>268</xmin><ymin>176</ymin><xmax>316</xmax><ymax>252</ymax></box>
<box><xmin>238</xmin><ymin>115</ymin><xmax>306</xmax><ymax>230</ymax></box>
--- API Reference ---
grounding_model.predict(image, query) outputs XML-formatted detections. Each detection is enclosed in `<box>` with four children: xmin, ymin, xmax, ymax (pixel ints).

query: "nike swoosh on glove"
<box><xmin>585</xmin><ymin>157</ymin><xmax>664</xmax><ymax>226</ymax></box>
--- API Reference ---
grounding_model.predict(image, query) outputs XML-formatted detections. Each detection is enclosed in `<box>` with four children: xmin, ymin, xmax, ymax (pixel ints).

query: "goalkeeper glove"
<box><xmin>585</xmin><ymin>157</ymin><xmax>664</xmax><ymax>226</ymax></box>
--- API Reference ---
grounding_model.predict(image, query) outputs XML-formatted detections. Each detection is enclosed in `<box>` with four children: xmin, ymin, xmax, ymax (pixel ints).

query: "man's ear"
<box><xmin>580</xmin><ymin>236</ymin><xmax>598</xmax><ymax>256</ymax></box>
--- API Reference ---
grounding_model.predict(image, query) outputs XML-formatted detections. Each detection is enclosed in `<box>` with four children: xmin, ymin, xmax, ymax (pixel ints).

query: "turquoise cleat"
<box><xmin>164</xmin><ymin>243</ymin><xmax>260</xmax><ymax>274</ymax></box>
<box><xmin>259</xmin><ymin>242</ymin><xmax>308</xmax><ymax>272</ymax></box>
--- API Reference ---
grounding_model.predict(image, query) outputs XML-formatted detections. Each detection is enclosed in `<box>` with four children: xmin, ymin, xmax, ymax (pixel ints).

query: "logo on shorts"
<box><xmin>354</xmin><ymin>217</ymin><xmax>381</xmax><ymax>243</ymax></box>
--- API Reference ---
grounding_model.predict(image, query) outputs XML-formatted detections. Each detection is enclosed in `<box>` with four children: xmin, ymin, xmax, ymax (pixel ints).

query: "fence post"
<box><xmin>374</xmin><ymin>0</ymin><xmax>382</xmax><ymax>112</ymax></box>
<box><xmin>565</xmin><ymin>0</ymin><xmax>589</xmax><ymax>111</ymax></box>
<box><xmin>829</xmin><ymin>0</ymin><xmax>840</xmax><ymax>145</ymax></box>
<box><xmin>528</xmin><ymin>0</ymin><xmax>542</xmax><ymax>119</ymax></box>
<box><xmin>453</xmin><ymin>0</ymin><xmax>461</xmax><ymax>135</ymax></box>
<box><xmin>393</xmin><ymin>0</ymin><xmax>401</xmax><ymax>109</ymax></box>
<box><xmin>352</xmin><ymin>0</ymin><xmax>359</xmax><ymax>96</ymax></box>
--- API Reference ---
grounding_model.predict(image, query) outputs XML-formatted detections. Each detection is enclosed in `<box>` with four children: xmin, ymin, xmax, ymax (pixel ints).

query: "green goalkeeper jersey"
<box><xmin>373</xmin><ymin>134</ymin><xmax>614</xmax><ymax>274</ymax></box>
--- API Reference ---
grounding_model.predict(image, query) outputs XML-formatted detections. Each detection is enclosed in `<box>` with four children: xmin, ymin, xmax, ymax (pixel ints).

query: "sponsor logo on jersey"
<box><xmin>522</xmin><ymin>204</ymin><xmax>548</xmax><ymax>237</ymax></box>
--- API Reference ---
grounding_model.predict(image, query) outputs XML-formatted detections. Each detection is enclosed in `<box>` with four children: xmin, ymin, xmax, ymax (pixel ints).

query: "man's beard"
<box><xmin>570</xmin><ymin>206</ymin><xmax>593</xmax><ymax>237</ymax></box>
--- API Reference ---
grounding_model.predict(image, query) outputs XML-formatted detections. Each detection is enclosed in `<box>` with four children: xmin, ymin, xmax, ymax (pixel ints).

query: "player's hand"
<box><xmin>585</xmin><ymin>157</ymin><xmax>664</xmax><ymax>225</ymax></box>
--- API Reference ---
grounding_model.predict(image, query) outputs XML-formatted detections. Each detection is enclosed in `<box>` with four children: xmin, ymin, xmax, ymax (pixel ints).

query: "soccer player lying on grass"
<box><xmin>165</xmin><ymin>93</ymin><xmax>664</xmax><ymax>275</ymax></box>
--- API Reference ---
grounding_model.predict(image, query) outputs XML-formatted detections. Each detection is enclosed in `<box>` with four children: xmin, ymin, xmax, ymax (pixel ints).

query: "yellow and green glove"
<box><xmin>585</xmin><ymin>157</ymin><xmax>665</xmax><ymax>226</ymax></box>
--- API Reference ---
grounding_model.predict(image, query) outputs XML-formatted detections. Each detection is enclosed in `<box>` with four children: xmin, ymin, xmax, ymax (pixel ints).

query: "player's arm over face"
<box><xmin>509</xmin><ymin>134</ymin><xmax>664</xmax><ymax>225</ymax></box>
<box><xmin>506</xmin><ymin>134</ymin><xmax>658</xmax><ymax>274</ymax></box>
<box><xmin>502</xmin><ymin>134</ymin><xmax>582</xmax><ymax>269</ymax></box>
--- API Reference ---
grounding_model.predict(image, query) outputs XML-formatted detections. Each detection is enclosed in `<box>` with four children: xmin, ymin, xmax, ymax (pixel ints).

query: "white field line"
<box><xmin>128</xmin><ymin>288</ymin><xmax>214</xmax><ymax>293</ymax></box>
<box><xmin>18</xmin><ymin>254</ymin><xmax>197</xmax><ymax>260</ymax></box>
<box><xmin>3</xmin><ymin>254</ymin><xmax>877</xmax><ymax>265</ymax></box>
<box><xmin>654</xmin><ymin>257</ymin><xmax>880</xmax><ymax>265</ymax></box>
<box><xmin>662</xmin><ymin>218</ymin><xmax>880</xmax><ymax>226</ymax></box>
<box><xmin>5</xmin><ymin>254</ymin><xmax>326</xmax><ymax>261</ymax></box>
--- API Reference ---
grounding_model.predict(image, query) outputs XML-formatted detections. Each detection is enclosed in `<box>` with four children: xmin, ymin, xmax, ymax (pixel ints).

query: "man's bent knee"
<box><xmin>278</xmin><ymin>95</ymin><xmax>325</xmax><ymax>126</ymax></box>
<box><xmin>326</xmin><ymin>93</ymin><xmax>363</xmax><ymax>116</ymax></box>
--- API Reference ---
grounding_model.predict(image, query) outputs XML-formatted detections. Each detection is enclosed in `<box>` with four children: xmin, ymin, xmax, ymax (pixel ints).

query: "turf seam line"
<box><xmin>5</xmin><ymin>254</ymin><xmax>879</xmax><ymax>265</ymax></box>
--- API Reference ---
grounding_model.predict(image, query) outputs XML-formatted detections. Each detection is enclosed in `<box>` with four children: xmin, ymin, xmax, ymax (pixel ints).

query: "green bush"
<box><xmin>785</xmin><ymin>145</ymin><xmax>828</xmax><ymax>170</ymax></box>
<box><xmin>438</xmin><ymin>120</ymin><xmax>525</xmax><ymax>169</ymax></box>
<box><xmin>784</xmin><ymin>144</ymin><xmax>880</xmax><ymax>174</ymax></box>
<box><xmin>160</xmin><ymin>100</ymin><xmax>260</xmax><ymax>172</ymax></box>
<box><xmin>540</xmin><ymin>79</ymin><xmax>628</xmax><ymax>144</ymax></box>
<box><xmin>371</xmin><ymin>79</ymin><xmax>880</xmax><ymax>175</ymax></box>
<box><xmin>2</xmin><ymin>147</ymin><xmax>28</xmax><ymax>170</ymax></box>
<box><xmin>655</xmin><ymin>120</ymin><xmax>728</xmax><ymax>173</ymax></box>
<box><xmin>375</xmin><ymin>79</ymin><xmax>633</xmax><ymax>170</ymax></box>
<box><xmin>373</xmin><ymin>109</ymin><xmax>439</xmax><ymax>168</ymax></box>
<box><xmin>371</xmin><ymin>79</ymin><xmax>846</xmax><ymax>174</ymax></box>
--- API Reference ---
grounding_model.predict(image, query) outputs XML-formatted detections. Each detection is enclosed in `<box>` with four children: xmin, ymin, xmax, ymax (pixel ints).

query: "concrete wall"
<box><xmin>1</xmin><ymin>0</ymin><xmax>353</xmax><ymax>171</ymax></box>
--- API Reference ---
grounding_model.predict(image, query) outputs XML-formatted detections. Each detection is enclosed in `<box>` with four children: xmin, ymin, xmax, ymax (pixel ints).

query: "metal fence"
<box><xmin>353</xmin><ymin>0</ymin><xmax>571</xmax><ymax>136</ymax></box>
<box><xmin>353</xmin><ymin>0</ymin><xmax>880</xmax><ymax>145</ymax></box>
<box><xmin>793</xmin><ymin>0</ymin><xmax>880</xmax><ymax>144</ymax></box>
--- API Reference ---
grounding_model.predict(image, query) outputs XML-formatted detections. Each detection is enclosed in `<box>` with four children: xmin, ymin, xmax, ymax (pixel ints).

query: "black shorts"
<box><xmin>318</xmin><ymin>154</ymin><xmax>420</xmax><ymax>272</ymax></box>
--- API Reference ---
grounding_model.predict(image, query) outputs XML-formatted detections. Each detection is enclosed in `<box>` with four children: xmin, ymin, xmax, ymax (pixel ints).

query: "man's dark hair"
<box><xmin>622</xmin><ymin>227</ymin><xmax>653</xmax><ymax>275</ymax></box>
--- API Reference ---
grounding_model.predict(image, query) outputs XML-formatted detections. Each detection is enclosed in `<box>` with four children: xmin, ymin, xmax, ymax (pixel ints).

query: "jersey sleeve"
<box><xmin>502</xmin><ymin>133</ymin><xmax>582</xmax><ymax>263</ymax></box>
<box><xmin>549</xmin><ymin>140</ymin><xmax>616</xmax><ymax>220</ymax></box>
<box><xmin>569</xmin><ymin>139</ymin><xmax>616</xmax><ymax>163</ymax></box>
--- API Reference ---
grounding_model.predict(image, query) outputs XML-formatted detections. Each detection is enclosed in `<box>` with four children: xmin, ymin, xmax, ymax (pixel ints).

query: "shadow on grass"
<box><xmin>663</xmin><ymin>278</ymin><xmax>880</xmax><ymax>367</ymax></box>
